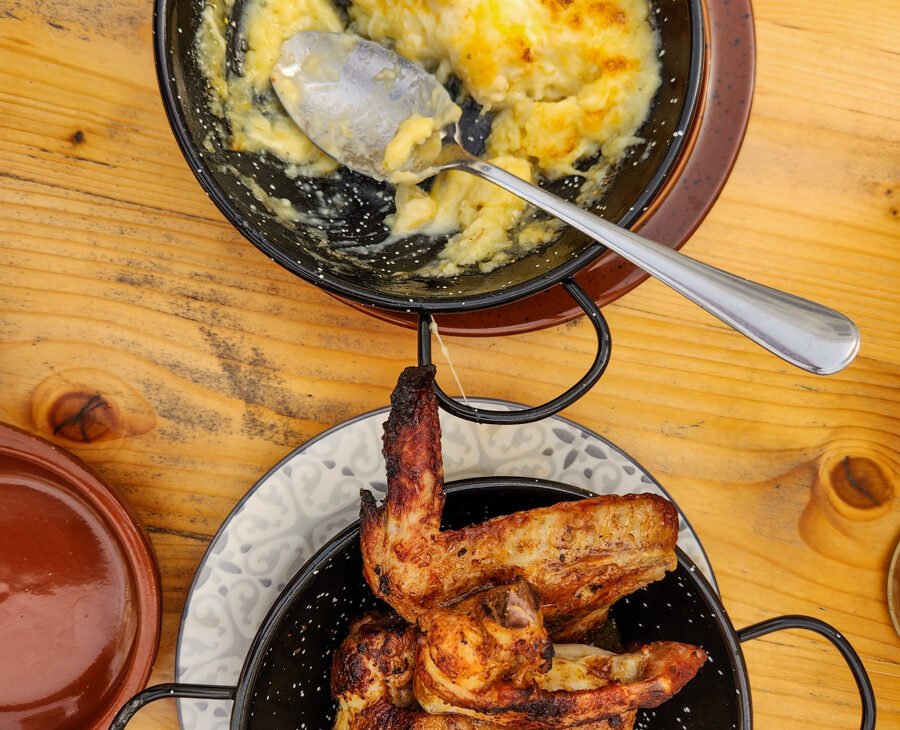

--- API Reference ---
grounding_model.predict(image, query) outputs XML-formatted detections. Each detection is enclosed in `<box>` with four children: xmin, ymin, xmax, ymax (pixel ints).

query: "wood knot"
<box><xmin>31</xmin><ymin>369</ymin><xmax>156</xmax><ymax>445</ymax></box>
<box><xmin>49</xmin><ymin>391</ymin><xmax>117</xmax><ymax>442</ymax></box>
<box><xmin>828</xmin><ymin>456</ymin><xmax>893</xmax><ymax>511</ymax></box>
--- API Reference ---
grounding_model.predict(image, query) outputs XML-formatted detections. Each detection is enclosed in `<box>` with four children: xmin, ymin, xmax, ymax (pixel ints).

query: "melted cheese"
<box><xmin>196</xmin><ymin>0</ymin><xmax>343</xmax><ymax>174</ymax></box>
<box><xmin>384</xmin><ymin>115</ymin><xmax>439</xmax><ymax>173</ymax></box>
<box><xmin>196</xmin><ymin>0</ymin><xmax>660</xmax><ymax>275</ymax></box>
<box><xmin>381</xmin><ymin>104</ymin><xmax>461</xmax><ymax>184</ymax></box>
<box><xmin>399</xmin><ymin>155</ymin><xmax>560</xmax><ymax>276</ymax></box>
<box><xmin>352</xmin><ymin>0</ymin><xmax>660</xmax><ymax>178</ymax></box>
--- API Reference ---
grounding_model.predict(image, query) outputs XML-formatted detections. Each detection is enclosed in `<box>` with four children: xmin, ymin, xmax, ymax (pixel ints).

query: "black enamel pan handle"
<box><xmin>108</xmin><ymin>683</ymin><xmax>235</xmax><ymax>729</ymax></box>
<box><xmin>417</xmin><ymin>277</ymin><xmax>612</xmax><ymax>425</ymax></box>
<box><xmin>737</xmin><ymin>615</ymin><xmax>876</xmax><ymax>729</ymax></box>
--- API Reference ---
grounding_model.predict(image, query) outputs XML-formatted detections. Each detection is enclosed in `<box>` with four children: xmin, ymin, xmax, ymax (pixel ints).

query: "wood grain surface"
<box><xmin>1</xmin><ymin>0</ymin><xmax>898</xmax><ymax>728</ymax></box>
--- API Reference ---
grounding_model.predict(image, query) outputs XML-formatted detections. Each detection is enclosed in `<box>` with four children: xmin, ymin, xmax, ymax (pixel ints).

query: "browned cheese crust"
<box><xmin>360</xmin><ymin>365</ymin><xmax>680</xmax><ymax>641</ymax></box>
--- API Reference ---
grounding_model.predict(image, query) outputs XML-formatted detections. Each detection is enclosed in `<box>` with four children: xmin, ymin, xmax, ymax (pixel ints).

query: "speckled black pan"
<box><xmin>153</xmin><ymin>0</ymin><xmax>704</xmax><ymax>312</ymax></box>
<box><xmin>153</xmin><ymin>0</ymin><xmax>708</xmax><ymax>424</ymax></box>
<box><xmin>110</xmin><ymin>478</ymin><xmax>875</xmax><ymax>729</ymax></box>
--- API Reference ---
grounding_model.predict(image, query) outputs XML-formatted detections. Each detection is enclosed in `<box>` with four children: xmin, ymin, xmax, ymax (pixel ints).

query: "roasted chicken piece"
<box><xmin>331</xmin><ymin>610</ymin><xmax>636</xmax><ymax>730</ymax></box>
<box><xmin>415</xmin><ymin>579</ymin><xmax>553</xmax><ymax>705</ymax></box>
<box><xmin>414</xmin><ymin>582</ymin><xmax>707</xmax><ymax>728</ymax></box>
<box><xmin>361</xmin><ymin>364</ymin><xmax>680</xmax><ymax>641</ymax></box>
<box><xmin>331</xmin><ymin>611</ymin><xmax>418</xmax><ymax>730</ymax></box>
<box><xmin>346</xmin><ymin>698</ymin><xmax>634</xmax><ymax>730</ymax></box>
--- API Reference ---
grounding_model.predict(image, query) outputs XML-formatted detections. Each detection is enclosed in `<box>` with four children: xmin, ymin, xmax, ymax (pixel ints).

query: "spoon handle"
<box><xmin>459</xmin><ymin>156</ymin><xmax>860</xmax><ymax>375</ymax></box>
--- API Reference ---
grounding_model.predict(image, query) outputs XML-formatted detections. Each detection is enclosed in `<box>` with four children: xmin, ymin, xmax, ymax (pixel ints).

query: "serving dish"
<box><xmin>111</xmin><ymin>479</ymin><xmax>875</xmax><ymax>729</ymax></box>
<box><xmin>889</xmin><ymin>538</ymin><xmax>900</xmax><ymax>638</ymax></box>
<box><xmin>0</xmin><ymin>422</ymin><xmax>161</xmax><ymax>730</ymax></box>
<box><xmin>173</xmin><ymin>399</ymin><xmax>714</xmax><ymax>730</ymax></box>
<box><xmin>153</xmin><ymin>0</ymin><xmax>707</xmax><ymax>422</ymax></box>
<box><xmin>153</xmin><ymin>0</ymin><xmax>757</xmax><ymax>338</ymax></box>
<box><xmin>155</xmin><ymin>0</ymin><xmax>704</xmax><ymax>312</ymax></box>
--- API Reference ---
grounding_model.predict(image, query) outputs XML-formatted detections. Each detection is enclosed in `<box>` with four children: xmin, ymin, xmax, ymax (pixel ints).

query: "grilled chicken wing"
<box><xmin>331</xmin><ymin>610</ymin><xmax>636</xmax><ymax>730</ymax></box>
<box><xmin>360</xmin><ymin>365</ymin><xmax>680</xmax><ymax>641</ymax></box>
<box><xmin>414</xmin><ymin>582</ymin><xmax>706</xmax><ymax>728</ymax></box>
<box><xmin>348</xmin><ymin>699</ymin><xmax>635</xmax><ymax>730</ymax></box>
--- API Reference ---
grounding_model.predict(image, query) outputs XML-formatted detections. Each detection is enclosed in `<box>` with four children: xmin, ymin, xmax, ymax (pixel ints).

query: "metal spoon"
<box><xmin>272</xmin><ymin>32</ymin><xmax>860</xmax><ymax>375</ymax></box>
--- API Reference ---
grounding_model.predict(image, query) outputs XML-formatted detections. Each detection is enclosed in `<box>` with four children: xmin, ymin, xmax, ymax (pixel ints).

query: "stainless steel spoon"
<box><xmin>272</xmin><ymin>32</ymin><xmax>860</xmax><ymax>375</ymax></box>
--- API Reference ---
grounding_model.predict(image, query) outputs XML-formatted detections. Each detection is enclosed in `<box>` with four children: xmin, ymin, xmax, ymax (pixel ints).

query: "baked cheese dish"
<box><xmin>196</xmin><ymin>0</ymin><xmax>662</xmax><ymax>276</ymax></box>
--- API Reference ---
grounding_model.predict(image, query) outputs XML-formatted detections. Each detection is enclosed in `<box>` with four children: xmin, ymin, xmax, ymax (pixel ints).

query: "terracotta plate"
<box><xmin>345</xmin><ymin>0</ymin><xmax>756</xmax><ymax>335</ymax></box>
<box><xmin>0</xmin><ymin>423</ymin><xmax>161</xmax><ymax>730</ymax></box>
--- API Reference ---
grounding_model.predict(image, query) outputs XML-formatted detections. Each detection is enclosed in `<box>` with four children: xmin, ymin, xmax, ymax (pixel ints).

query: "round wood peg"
<box><xmin>800</xmin><ymin>442</ymin><xmax>898</xmax><ymax>568</ymax></box>
<box><xmin>30</xmin><ymin>369</ymin><xmax>157</xmax><ymax>445</ymax></box>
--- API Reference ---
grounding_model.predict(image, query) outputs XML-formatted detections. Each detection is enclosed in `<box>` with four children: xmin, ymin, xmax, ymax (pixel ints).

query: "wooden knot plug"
<box><xmin>30</xmin><ymin>369</ymin><xmax>156</xmax><ymax>446</ymax></box>
<box><xmin>800</xmin><ymin>441</ymin><xmax>898</xmax><ymax>569</ymax></box>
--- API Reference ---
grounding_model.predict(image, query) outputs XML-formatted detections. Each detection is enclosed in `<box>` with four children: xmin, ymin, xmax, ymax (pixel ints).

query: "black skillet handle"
<box><xmin>737</xmin><ymin>615</ymin><xmax>876</xmax><ymax>730</ymax></box>
<box><xmin>417</xmin><ymin>277</ymin><xmax>611</xmax><ymax>425</ymax></box>
<box><xmin>108</xmin><ymin>683</ymin><xmax>236</xmax><ymax>729</ymax></box>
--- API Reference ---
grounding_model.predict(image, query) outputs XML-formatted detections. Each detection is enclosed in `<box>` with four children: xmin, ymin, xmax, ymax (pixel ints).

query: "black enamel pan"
<box><xmin>153</xmin><ymin>0</ymin><xmax>706</xmax><ymax>423</ymax></box>
<box><xmin>111</xmin><ymin>478</ymin><xmax>876</xmax><ymax>729</ymax></box>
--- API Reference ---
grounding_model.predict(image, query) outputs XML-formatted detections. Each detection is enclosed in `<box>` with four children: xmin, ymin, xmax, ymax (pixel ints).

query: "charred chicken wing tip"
<box><xmin>385</xmin><ymin>365</ymin><xmax>438</xmax><ymax>425</ymax></box>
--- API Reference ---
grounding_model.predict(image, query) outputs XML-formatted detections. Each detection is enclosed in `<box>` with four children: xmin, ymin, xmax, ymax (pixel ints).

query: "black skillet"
<box><xmin>110</xmin><ymin>478</ymin><xmax>876</xmax><ymax>729</ymax></box>
<box><xmin>153</xmin><ymin>0</ymin><xmax>706</xmax><ymax>424</ymax></box>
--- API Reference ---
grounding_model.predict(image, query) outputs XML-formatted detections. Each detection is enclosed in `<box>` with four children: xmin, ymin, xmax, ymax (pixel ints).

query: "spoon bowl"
<box><xmin>273</xmin><ymin>32</ymin><xmax>860</xmax><ymax>375</ymax></box>
<box><xmin>272</xmin><ymin>32</ymin><xmax>462</xmax><ymax>182</ymax></box>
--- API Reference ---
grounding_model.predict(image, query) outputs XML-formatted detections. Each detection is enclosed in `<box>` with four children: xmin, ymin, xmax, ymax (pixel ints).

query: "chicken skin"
<box><xmin>414</xmin><ymin>583</ymin><xmax>707</xmax><ymax>728</ymax></box>
<box><xmin>360</xmin><ymin>364</ymin><xmax>680</xmax><ymax>641</ymax></box>
<box><xmin>331</xmin><ymin>611</ymin><xmax>636</xmax><ymax>730</ymax></box>
<box><xmin>415</xmin><ymin>579</ymin><xmax>553</xmax><ymax>704</ymax></box>
<box><xmin>331</xmin><ymin>611</ymin><xmax>418</xmax><ymax>730</ymax></box>
<box><xmin>331</xmin><ymin>365</ymin><xmax>704</xmax><ymax>730</ymax></box>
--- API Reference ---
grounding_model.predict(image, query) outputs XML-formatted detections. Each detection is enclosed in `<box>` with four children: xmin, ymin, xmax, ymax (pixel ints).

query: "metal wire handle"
<box><xmin>418</xmin><ymin>277</ymin><xmax>612</xmax><ymax>424</ymax></box>
<box><xmin>737</xmin><ymin>614</ymin><xmax>876</xmax><ymax>730</ymax></box>
<box><xmin>108</xmin><ymin>683</ymin><xmax>235</xmax><ymax>729</ymax></box>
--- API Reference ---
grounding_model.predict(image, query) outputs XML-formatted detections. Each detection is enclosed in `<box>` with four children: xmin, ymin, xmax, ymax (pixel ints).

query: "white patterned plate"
<box><xmin>176</xmin><ymin>400</ymin><xmax>716</xmax><ymax>730</ymax></box>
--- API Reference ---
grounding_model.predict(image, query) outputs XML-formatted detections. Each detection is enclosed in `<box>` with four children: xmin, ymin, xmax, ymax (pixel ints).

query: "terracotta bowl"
<box><xmin>0</xmin><ymin>422</ymin><xmax>161</xmax><ymax>730</ymax></box>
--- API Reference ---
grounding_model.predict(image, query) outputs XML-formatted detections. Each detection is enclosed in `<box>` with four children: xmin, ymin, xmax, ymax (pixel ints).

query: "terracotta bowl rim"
<box><xmin>0</xmin><ymin>421</ymin><xmax>162</xmax><ymax>730</ymax></box>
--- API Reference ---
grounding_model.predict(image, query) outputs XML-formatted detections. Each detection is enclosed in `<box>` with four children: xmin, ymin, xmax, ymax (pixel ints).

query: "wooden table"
<box><xmin>1</xmin><ymin>0</ymin><xmax>897</xmax><ymax>727</ymax></box>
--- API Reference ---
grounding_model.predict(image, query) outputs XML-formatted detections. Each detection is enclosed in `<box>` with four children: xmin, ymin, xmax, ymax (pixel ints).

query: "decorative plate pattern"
<box><xmin>176</xmin><ymin>401</ymin><xmax>716</xmax><ymax>729</ymax></box>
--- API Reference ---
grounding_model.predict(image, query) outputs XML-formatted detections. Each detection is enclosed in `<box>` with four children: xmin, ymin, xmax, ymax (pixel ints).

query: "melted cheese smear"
<box><xmin>196</xmin><ymin>0</ymin><xmax>661</xmax><ymax>276</ymax></box>
<box><xmin>381</xmin><ymin>106</ymin><xmax>460</xmax><ymax>185</ymax></box>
